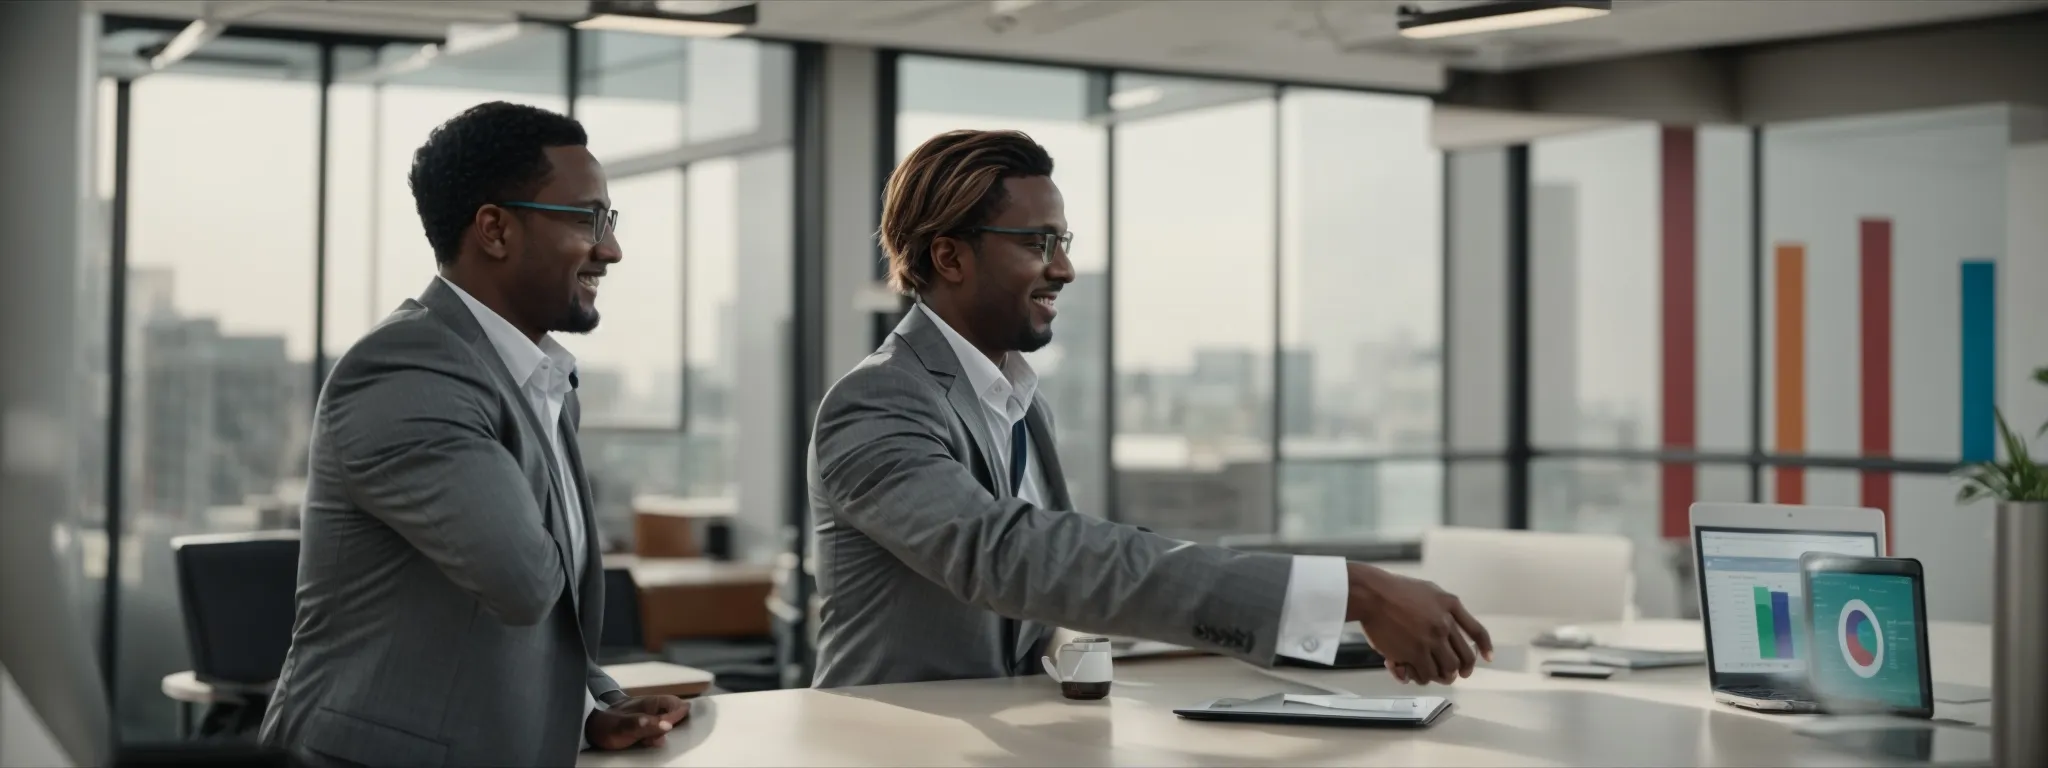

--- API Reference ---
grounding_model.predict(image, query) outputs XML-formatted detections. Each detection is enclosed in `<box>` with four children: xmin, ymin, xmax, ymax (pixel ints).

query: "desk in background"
<box><xmin>631</xmin><ymin>495</ymin><xmax>735</xmax><ymax>560</ymax></box>
<box><xmin>578</xmin><ymin>616</ymin><xmax>1994</xmax><ymax>767</ymax></box>
<box><xmin>607</xmin><ymin>554</ymin><xmax>774</xmax><ymax>651</ymax></box>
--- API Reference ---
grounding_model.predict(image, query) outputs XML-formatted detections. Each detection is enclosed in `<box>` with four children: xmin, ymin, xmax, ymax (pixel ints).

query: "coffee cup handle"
<box><xmin>1040</xmin><ymin>655</ymin><xmax>1063</xmax><ymax>683</ymax></box>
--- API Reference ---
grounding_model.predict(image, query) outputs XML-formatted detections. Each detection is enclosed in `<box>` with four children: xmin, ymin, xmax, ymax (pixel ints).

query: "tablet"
<box><xmin>1174</xmin><ymin>693</ymin><xmax>1452</xmax><ymax>728</ymax></box>
<box><xmin>1798</xmin><ymin>552</ymin><xmax>1934</xmax><ymax>719</ymax></box>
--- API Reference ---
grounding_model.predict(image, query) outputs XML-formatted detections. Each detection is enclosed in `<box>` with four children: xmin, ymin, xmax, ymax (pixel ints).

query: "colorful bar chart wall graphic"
<box><xmin>1961</xmin><ymin>260</ymin><xmax>1998</xmax><ymax>462</ymax></box>
<box><xmin>1655</xmin><ymin>126</ymin><xmax>2000</xmax><ymax>541</ymax></box>
<box><xmin>1658</xmin><ymin>126</ymin><xmax>1697</xmax><ymax>539</ymax></box>
<box><xmin>1773</xmin><ymin>244</ymin><xmax>1806</xmax><ymax>505</ymax></box>
<box><xmin>1859</xmin><ymin>219</ymin><xmax>1893</xmax><ymax>524</ymax></box>
<box><xmin>1754</xmin><ymin>586</ymin><xmax>1796</xmax><ymax>659</ymax></box>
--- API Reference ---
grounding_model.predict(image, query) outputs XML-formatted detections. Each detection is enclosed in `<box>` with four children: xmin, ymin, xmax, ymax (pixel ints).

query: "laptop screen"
<box><xmin>1697</xmin><ymin>528</ymin><xmax>1879</xmax><ymax>675</ymax></box>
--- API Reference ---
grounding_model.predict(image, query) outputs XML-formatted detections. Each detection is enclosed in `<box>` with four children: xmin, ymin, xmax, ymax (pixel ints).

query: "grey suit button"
<box><xmin>1303</xmin><ymin>637</ymin><xmax>1319</xmax><ymax>653</ymax></box>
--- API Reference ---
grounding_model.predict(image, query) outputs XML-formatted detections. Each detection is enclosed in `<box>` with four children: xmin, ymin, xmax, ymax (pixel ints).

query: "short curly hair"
<box><xmin>879</xmin><ymin>130</ymin><xmax>1055</xmax><ymax>295</ymax></box>
<box><xmin>409</xmin><ymin>101</ymin><xmax>589</xmax><ymax>265</ymax></box>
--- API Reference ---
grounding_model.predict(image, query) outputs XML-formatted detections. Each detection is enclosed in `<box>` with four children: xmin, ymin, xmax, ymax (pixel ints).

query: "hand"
<box><xmin>585</xmin><ymin>695</ymin><xmax>690</xmax><ymax>750</ymax></box>
<box><xmin>1342</xmin><ymin>563</ymin><xmax>1493</xmax><ymax>686</ymax></box>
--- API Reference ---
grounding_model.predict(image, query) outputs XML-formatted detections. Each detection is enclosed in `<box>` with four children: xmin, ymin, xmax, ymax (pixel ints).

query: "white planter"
<box><xmin>1994</xmin><ymin>500</ymin><xmax>2048</xmax><ymax>768</ymax></box>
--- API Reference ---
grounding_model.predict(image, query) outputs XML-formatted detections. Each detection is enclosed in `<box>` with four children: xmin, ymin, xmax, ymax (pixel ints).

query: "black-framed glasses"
<box><xmin>498</xmin><ymin>202</ymin><xmax>618</xmax><ymax>243</ymax></box>
<box><xmin>976</xmin><ymin>226</ymin><xmax>1073</xmax><ymax>262</ymax></box>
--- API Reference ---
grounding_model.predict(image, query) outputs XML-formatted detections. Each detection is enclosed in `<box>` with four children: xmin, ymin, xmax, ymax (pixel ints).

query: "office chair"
<box><xmin>1420</xmin><ymin>527</ymin><xmax>1638</xmax><ymax>623</ymax></box>
<box><xmin>600</xmin><ymin>567</ymin><xmax>661</xmax><ymax>665</ymax></box>
<box><xmin>169</xmin><ymin>530</ymin><xmax>300</xmax><ymax>739</ymax></box>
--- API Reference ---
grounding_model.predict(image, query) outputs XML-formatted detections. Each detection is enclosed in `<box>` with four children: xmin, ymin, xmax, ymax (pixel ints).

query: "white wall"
<box><xmin>2005</xmin><ymin>130</ymin><xmax>2048</xmax><ymax>458</ymax></box>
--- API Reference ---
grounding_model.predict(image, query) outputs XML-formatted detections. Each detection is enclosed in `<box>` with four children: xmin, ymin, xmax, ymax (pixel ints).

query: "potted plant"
<box><xmin>1955</xmin><ymin>366</ymin><xmax>2047</xmax><ymax>768</ymax></box>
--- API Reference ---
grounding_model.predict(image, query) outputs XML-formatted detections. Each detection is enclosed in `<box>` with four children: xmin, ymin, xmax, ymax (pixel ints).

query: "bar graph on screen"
<box><xmin>1705</xmin><ymin>564</ymin><xmax>1806</xmax><ymax>673</ymax></box>
<box><xmin>1753</xmin><ymin>586</ymin><xmax>1797</xmax><ymax>659</ymax></box>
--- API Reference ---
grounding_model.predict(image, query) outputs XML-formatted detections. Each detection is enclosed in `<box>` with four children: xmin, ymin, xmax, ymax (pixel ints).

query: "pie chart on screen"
<box><xmin>1838</xmin><ymin>599</ymin><xmax>1884</xmax><ymax>678</ymax></box>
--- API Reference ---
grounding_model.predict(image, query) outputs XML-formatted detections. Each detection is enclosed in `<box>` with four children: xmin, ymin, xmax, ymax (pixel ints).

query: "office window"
<box><xmin>1530</xmin><ymin>125</ymin><xmax>1660</xmax><ymax>451</ymax></box>
<box><xmin>576</xmin><ymin>32</ymin><xmax>777</xmax><ymax>162</ymax></box>
<box><xmin>687</xmin><ymin>148</ymin><xmax>795</xmax><ymax>562</ymax></box>
<box><xmin>575</xmin><ymin>32</ymin><xmax>687</xmax><ymax>161</ymax></box>
<box><xmin>562</xmin><ymin>34</ymin><xmax>793</xmax><ymax>557</ymax></box>
<box><xmin>323</xmin><ymin>29</ymin><xmax>569</xmax><ymax>359</ymax></box>
<box><xmin>119</xmin><ymin>40</ymin><xmax>323</xmax><ymax>741</ymax></box>
<box><xmin>1762</xmin><ymin>105</ymin><xmax>2011</xmax><ymax>467</ymax></box>
<box><xmin>570</xmin><ymin>168</ymin><xmax>684</xmax><ymax>430</ymax></box>
<box><xmin>1531</xmin><ymin>460</ymin><xmax>1749</xmax><ymax>619</ymax></box>
<box><xmin>896</xmin><ymin>56</ymin><xmax>1111</xmax><ymax>519</ymax></box>
<box><xmin>1529</xmin><ymin>124</ymin><xmax>1755</xmax><ymax>455</ymax></box>
<box><xmin>1277</xmin><ymin>87</ymin><xmax>1442</xmax><ymax>536</ymax></box>
<box><xmin>1446</xmin><ymin>149</ymin><xmax>1512</xmax><ymax>454</ymax></box>
<box><xmin>1112</xmin><ymin>75</ymin><xmax>1277</xmax><ymax>542</ymax></box>
<box><xmin>1279</xmin><ymin>459</ymin><xmax>1441</xmax><ymax>538</ymax></box>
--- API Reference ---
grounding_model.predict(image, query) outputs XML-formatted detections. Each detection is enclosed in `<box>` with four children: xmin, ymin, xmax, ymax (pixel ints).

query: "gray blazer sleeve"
<box><xmin>327</xmin><ymin>349</ymin><xmax>568</xmax><ymax>626</ymax></box>
<box><xmin>589</xmin><ymin>660</ymin><xmax>623</xmax><ymax>705</ymax></box>
<box><xmin>813</xmin><ymin>364</ymin><xmax>1295</xmax><ymax>662</ymax></box>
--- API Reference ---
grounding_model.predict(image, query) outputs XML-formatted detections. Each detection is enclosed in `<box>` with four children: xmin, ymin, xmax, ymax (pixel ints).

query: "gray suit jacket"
<box><xmin>807</xmin><ymin>308</ymin><xmax>1297</xmax><ymax>688</ymax></box>
<box><xmin>259</xmin><ymin>279</ymin><xmax>620</xmax><ymax>767</ymax></box>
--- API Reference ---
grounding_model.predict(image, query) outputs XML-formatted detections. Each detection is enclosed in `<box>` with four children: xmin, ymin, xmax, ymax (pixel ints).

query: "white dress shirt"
<box><xmin>440</xmin><ymin>278</ymin><xmax>604</xmax><ymax>744</ymax></box>
<box><xmin>915</xmin><ymin>303</ymin><xmax>1348</xmax><ymax>664</ymax></box>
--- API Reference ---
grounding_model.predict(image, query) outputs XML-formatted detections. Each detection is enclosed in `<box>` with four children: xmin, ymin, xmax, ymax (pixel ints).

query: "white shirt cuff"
<box><xmin>580</xmin><ymin>689</ymin><xmax>601</xmax><ymax>751</ymax></box>
<box><xmin>1274</xmin><ymin>555</ymin><xmax>1348</xmax><ymax>665</ymax></box>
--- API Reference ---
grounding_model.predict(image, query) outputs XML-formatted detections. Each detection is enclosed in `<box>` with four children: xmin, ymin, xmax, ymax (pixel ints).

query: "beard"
<box><xmin>555</xmin><ymin>295</ymin><xmax>600</xmax><ymax>334</ymax></box>
<box><xmin>1015</xmin><ymin>323</ymin><xmax>1053</xmax><ymax>353</ymax></box>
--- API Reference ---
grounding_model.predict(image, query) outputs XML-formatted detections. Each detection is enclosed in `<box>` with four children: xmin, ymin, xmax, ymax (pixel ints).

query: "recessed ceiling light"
<box><xmin>1397</xmin><ymin>1</ymin><xmax>1611</xmax><ymax>40</ymax></box>
<box><xmin>571</xmin><ymin>1</ymin><xmax>759</xmax><ymax>38</ymax></box>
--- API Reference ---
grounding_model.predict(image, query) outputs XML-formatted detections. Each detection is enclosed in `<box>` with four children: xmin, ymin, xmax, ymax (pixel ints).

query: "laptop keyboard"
<box><xmin>1725</xmin><ymin>686</ymin><xmax>1805</xmax><ymax>701</ymax></box>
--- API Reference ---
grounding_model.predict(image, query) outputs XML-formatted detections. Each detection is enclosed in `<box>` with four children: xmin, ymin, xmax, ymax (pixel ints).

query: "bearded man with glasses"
<box><xmin>806</xmin><ymin>129</ymin><xmax>1494</xmax><ymax>691</ymax></box>
<box><xmin>260</xmin><ymin>101</ymin><xmax>682</xmax><ymax>767</ymax></box>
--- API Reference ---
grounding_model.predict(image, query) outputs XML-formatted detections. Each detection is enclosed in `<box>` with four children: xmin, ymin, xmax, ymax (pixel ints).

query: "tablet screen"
<box><xmin>1806</xmin><ymin>570</ymin><xmax>1925</xmax><ymax>711</ymax></box>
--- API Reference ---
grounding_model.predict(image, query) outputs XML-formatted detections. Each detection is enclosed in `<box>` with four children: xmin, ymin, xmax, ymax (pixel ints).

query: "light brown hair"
<box><xmin>879</xmin><ymin>129</ymin><xmax>1055</xmax><ymax>295</ymax></box>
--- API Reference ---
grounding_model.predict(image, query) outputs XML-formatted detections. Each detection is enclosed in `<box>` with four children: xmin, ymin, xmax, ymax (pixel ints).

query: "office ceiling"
<box><xmin>89</xmin><ymin>0</ymin><xmax>2048</xmax><ymax>92</ymax></box>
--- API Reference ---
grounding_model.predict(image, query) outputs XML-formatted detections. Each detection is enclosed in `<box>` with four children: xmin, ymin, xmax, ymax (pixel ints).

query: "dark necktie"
<box><xmin>1008</xmin><ymin>418</ymin><xmax>1028</xmax><ymax>495</ymax></box>
<box><xmin>1003</xmin><ymin>418</ymin><xmax>1029</xmax><ymax>673</ymax></box>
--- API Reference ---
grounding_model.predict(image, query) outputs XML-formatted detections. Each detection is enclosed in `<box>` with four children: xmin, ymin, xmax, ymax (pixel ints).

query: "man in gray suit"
<box><xmin>260</xmin><ymin>102</ymin><xmax>685</xmax><ymax>766</ymax></box>
<box><xmin>808</xmin><ymin>129</ymin><xmax>1493</xmax><ymax>689</ymax></box>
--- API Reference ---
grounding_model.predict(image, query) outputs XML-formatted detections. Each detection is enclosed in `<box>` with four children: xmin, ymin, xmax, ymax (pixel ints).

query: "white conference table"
<box><xmin>578</xmin><ymin>616</ymin><xmax>1995</xmax><ymax>767</ymax></box>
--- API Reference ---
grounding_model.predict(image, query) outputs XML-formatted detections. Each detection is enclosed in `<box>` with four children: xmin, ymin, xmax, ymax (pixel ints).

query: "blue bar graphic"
<box><xmin>1770</xmin><ymin>590</ymin><xmax>1794</xmax><ymax>659</ymax></box>
<box><xmin>1961</xmin><ymin>261</ymin><xmax>1997</xmax><ymax>462</ymax></box>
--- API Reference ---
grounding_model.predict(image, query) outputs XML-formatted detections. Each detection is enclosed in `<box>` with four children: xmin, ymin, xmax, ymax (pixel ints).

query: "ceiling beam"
<box><xmin>1440</xmin><ymin>10</ymin><xmax>2048</xmax><ymax>126</ymax></box>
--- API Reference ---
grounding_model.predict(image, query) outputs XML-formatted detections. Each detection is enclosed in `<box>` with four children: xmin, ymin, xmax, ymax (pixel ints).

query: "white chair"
<box><xmin>1419</xmin><ymin>527</ymin><xmax>1637</xmax><ymax>623</ymax></box>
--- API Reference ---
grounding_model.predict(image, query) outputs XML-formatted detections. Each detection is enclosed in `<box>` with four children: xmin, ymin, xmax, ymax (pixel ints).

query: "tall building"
<box><xmin>1279</xmin><ymin>347</ymin><xmax>1315</xmax><ymax>437</ymax></box>
<box><xmin>137</xmin><ymin>316</ymin><xmax>299</xmax><ymax>523</ymax></box>
<box><xmin>1531</xmin><ymin>182</ymin><xmax>1581</xmax><ymax>445</ymax></box>
<box><xmin>1034</xmin><ymin>272</ymin><xmax>1107</xmax><ymax>515</ymax></box>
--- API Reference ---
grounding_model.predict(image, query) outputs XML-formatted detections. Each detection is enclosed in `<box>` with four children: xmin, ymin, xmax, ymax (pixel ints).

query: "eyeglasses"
<box><xmin>976</xmin><ymin>226</ymin><xmax>1074</xmax><ymax>263</ymax></box>
<box><xmin>498</xmin><ymin>202</ymin><xmax>618</xmax><ymax>243</ymax></box>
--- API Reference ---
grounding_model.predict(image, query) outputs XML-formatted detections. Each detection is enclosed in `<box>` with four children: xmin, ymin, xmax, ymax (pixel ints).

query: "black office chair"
<box><xmin>600</xmin><ymin>567</ymin><xmax>660</xmax><ymax>665</ymax></box>
<box><xmin>170</xmin><ymin>531</ymin><xmax>300</xmax><ymax>740</ymax></box>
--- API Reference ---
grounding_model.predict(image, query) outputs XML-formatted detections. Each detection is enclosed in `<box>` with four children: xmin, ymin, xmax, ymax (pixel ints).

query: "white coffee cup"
<box><xmin>1041</xmin><ymin>636</ymin><xmax>1113</xmax><ymax>700</ymax></box>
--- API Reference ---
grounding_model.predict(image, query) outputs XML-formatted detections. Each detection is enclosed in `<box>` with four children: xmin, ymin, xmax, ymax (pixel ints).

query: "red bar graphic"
<box><xmin>1774</xmin><ymin>244</ymin><xmax>1806</xmax><ymax>504</ymax></box>
<box><xmin>1859</xmin><ymin>218</ymin><xmax>1893</xmax><ymax>548</ymax></box>
<box><xmin>1659</xmin><ymin>126</ymin><xmax>1697</xmax><ymax>539</ymax></box>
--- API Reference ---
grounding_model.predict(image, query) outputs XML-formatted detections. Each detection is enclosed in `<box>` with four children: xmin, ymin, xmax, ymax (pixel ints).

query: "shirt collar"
<box><xmin>439</xmin><ymin>276</ymin><xmax>577</xmax><ymax>396</ymax></box>
<box><xmin>916</xmin><ymin>302</ymin><xmax>1036</xmax><ymax>420</ymax></box>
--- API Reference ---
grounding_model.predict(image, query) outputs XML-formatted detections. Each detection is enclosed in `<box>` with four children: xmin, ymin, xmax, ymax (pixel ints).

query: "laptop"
<box><xmin>1689</xmin><ymin>503</ymin><xmax>1887</xmax><ymax>713</ymax></box>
